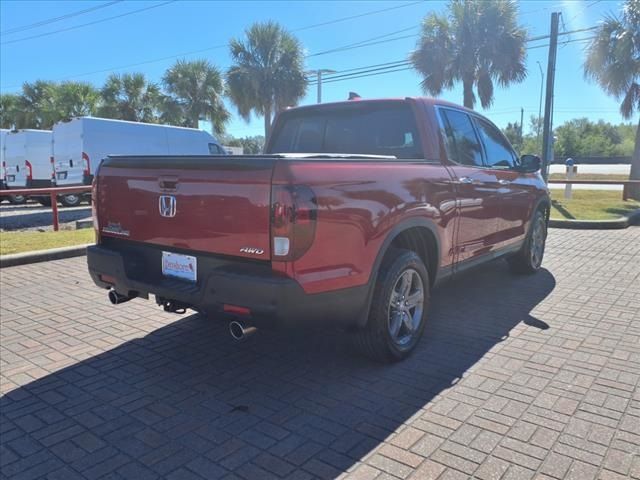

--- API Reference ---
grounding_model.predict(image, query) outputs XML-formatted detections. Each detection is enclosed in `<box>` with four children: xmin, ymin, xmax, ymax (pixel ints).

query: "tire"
<box><xmin>8</xmin><ymin>195</ymin><xmax>26</xmax><ymax>205</ymax></box>
<box><xmin>60</xmin><ymin>194</ymin><xmax>81</xmax><ymax>207</ymax></box>
<box><xmin>507</xmin><ymin>208</ymin><xmax>547</xmax><ymax>274</ymax></box>
<box><xmin>37</xmin><ymin>197</ymin><xmax>52</xmax><ymax>207</ymax></box>
<box><xmin>353</xmin><ymin>249</ymin><xmax>430</xmax><ymax>363</ymax></box>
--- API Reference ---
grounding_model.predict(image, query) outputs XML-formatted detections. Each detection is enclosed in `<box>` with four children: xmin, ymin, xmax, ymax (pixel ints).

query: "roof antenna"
<box><xmin>348</xmin><ymin>92</ymin><xmax>361</xmax><ymax>101</ymax></box>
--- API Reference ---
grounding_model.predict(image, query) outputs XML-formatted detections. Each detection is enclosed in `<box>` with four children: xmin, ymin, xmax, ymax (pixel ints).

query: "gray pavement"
<box><xmin>0</xmin><ymin>203</ymin><xmax>91</xmax><ymax>232</ymax></box>
<box><xmin>1</xmin><ymin>228</ymin><xmax>639</xmax><ymax>479</ymax></box>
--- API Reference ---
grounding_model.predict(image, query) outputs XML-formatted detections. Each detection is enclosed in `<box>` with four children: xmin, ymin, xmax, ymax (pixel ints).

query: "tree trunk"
<box><xmin>264</xmin><ymin>104</ymin><xmax>273</xmax><ymax>139</ymax></box>
<box><xmin>463</xmin><ymin>76</ymin><xmax>474</xmax><ymax>109</ymax></box>
<box><xmin>192</xmin><ymin>111</ymin><xmax>200</xmax><ymax>130</ymax></box>
<box><xmin>628</xmin><ymin>118</ymin><xmax>640</xmax><ymax>201</ymax></box>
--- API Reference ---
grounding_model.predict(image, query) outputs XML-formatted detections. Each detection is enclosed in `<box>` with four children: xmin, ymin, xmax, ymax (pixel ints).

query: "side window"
<box><xmin>439</xmin><ymin>109</ymin><xmax>484</xmax><ymax>167</ymax></box>
<box><xmin>475</xmin><ymin>118</ymin><xmax>518</xmax><ymax>169</ymax></box>
<box><xmin>208</xmin><ymin>143</ymin><xmax>223</xmax><ymax>154</ymax></box>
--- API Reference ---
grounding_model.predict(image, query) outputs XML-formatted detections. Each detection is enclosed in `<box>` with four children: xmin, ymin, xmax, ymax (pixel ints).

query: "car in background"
<box><xmin>52</xmin><ymin>117</ymin><xmax>226</xmax><ymax>207</ymax></box>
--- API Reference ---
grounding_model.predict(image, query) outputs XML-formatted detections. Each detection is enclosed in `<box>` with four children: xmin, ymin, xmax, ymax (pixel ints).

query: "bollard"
<box><xmin>564</xmin><ymin>158</ymin><xmax>576</xmax><ymax>200</ymax></box>
<box><xmin>50</xmin><ymin>192</ymin><xmax>59</xmax><ymax>231</ymax></box>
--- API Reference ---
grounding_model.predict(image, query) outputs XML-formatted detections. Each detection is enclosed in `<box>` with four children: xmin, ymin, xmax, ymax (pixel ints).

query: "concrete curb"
<box><xmin>0</xmin><ymin>244</ymin><xmax>92</xmax><ymax>268</ymax></box>
<box><xmin>549</xmin><ymin>208</ymin><xmax>640</xmax><ymax>230</ymax></box>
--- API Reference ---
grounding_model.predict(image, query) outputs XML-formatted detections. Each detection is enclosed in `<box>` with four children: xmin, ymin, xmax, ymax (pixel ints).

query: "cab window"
<box><xmin>474</xmin><ymin>118</ymin><xmax>518</xmax><ymax>169</ymax></box>
<box><xmin>438</xmin><ymin>109</ymin><xmax>483</xmax><ymax>167</ymax></box>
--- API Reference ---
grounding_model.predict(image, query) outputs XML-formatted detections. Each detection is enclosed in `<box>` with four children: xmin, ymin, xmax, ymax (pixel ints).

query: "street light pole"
<box><xmin>306</xmin><ymin>69</ymin><xmax>336</xmax><ymax>103</ymax></box>
<box><xmin>536</xmin><ymin>60</ymin><xmax>544</xmax><ymax>146</ymax></box>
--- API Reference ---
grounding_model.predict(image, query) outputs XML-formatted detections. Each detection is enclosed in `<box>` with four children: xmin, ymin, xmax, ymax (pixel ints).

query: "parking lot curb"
<box><xmin>0</xmin><ymin>243</ymin><xmax>92</xmax><ymax>268</ymax></box>
<box><xmin>549</xmin><ymin>208</ymin><xmax>640</xmax><ymax>229</ymax></box>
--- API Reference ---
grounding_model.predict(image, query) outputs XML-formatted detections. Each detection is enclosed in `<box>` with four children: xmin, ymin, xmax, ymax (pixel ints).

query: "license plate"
<box><xmin>57</xmin><ymin>172</ymin><xmax>67</xmax><ymax>180</ymax></box>
<box><xmin>7</xmin><ymin>175</ymin><xmax>14</xmax><ymax>182</ymax></box>
<box><xmin>162</xmin><ymin>251</ymin><xmax>197</xmax><ymax>282</ymax></box>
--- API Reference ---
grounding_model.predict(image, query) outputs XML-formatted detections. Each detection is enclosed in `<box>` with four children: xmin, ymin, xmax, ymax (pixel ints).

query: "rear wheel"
<box><xmin>60</xmin><ymin>194</ymin><xmax>81</xmax><ymax>207</ymax></box>
<box><xmin>353</xmin><ymin>249</ymin><xmax>430</xmax><ymax>362</ymax></box>
<box><xmin>8</xmin><ymin>195</ymin><xmax>26</xmax><ymax>205</ymax></box>
<box><xmin>507</xmin><ymin>209</ymin><xmax>547</xmax><ymax>274</ymax></box>
<box><xmin>37</xmin><ymin>197</ymin><xmax>52</xmax><ymax>207</ymax></box>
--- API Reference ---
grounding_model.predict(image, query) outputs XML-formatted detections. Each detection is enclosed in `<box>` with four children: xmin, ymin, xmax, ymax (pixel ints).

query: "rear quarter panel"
<box><xmin>272</xmin><ymin>160</ymin><xmax>457</xmax><ymax>294</ymax></box>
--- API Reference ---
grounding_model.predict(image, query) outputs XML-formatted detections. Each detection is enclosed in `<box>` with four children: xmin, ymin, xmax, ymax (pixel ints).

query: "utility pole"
<box><xmin>520</xmin><ymin>107</ymin><xmax>524</xmax><ymax>145</ymax></box>
<box><xmin>306</xmin><ymin>69</ymin><xmax>336</xmax><ymax>103</ymax></box>
<box><xmin>541</xmin><ymin>12</ymin><xmax>560</xmax><ymax>181</ymax></box>
<box><xmin>536</xmin><ymin>61</ymin><xmax>544</xmax><ymax>146</ymax></box>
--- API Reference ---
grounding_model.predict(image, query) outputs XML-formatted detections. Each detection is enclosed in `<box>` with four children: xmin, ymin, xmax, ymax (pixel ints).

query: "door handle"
<box><xmin>458</xmin><ymin>177</ymin><xmax>473</xmax><ymax>184</ymax></box>
<box><xmin>498</xmin><ymin>179</ymin><xmax>510</xmax><ymax>185</ymax></box>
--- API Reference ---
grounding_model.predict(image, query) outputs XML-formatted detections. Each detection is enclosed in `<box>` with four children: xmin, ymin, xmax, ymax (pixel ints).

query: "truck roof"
<box><xmin>282</xmin><ymin>96</ymin><xmax>477</xmax><ymax>115</ymax></box>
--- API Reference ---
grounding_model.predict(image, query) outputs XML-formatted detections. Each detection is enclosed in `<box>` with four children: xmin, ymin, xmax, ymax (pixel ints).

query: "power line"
<box><xmin>291</xmin><ymin>1</ymin><xmax>425</xmax><ymax>32</ymax></box>
<box><xmin>0</xmin><ymin>1</ymin><xmax>122</xmax><ymax>36</ymax></box>
<box><xmin>308</xmin><ymin>36</ymin><xmax>597</xmax><ymax>86</ymax></box>
<box><xmin>0</xmin><ymin>2</ymin><xmax>428</xmax><ymax>88</ymax></box>
<box><xmin>0</xmin><ymin>1</ymin><xmax>176</xmax><ymax>46</ymax></box>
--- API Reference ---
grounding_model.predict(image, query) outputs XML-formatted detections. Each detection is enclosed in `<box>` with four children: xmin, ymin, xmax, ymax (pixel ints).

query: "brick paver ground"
<box><xmin>1</xmin><ymin>228</ymin><xmax>639</xmax><ymax>480</ymax></box>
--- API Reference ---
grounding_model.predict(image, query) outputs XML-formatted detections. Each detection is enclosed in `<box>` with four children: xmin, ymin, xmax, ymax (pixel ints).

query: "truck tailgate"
<box><xmin>97</xmin><ymin>156</ymin><xmax>275</xmax><ymax>260</ymax></box>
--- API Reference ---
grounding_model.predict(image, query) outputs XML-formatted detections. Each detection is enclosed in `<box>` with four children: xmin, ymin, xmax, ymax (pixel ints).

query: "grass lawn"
<box><xmin>0</xmin><ymin>228</ymin><xmax>94</xmax><ymax>256</ymax></box>
<box><xmin>550</xmin><ymin>189</ymin><xmax>640</xmax><ymax>221</ymax></box>
<box><xmin>548</xmin><ymin>173</ymin><xmax>629</xmax><ymax>182</ymax></box>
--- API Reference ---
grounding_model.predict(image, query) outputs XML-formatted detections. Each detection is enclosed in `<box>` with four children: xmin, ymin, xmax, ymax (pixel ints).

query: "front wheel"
<box><xmin>507</xmin><ymin>209</ymin><xmax>547</xmax><ymax>274</ymax></box>
<box><xmin>59</xmin><ymin>194</ymin><xmax>81</xmax><ymax>207</ymax></box>
<box><xmin>353</xmin><ymin>249</ymin><xmax>430</xmax><ymax>363</ymax></box>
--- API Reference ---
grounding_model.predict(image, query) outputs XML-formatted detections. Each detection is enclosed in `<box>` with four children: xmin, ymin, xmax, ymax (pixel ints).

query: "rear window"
<box><xmin>269</xmin><ymin>103</ymin><xmax>423</xmax><ymax>159</ymax></box>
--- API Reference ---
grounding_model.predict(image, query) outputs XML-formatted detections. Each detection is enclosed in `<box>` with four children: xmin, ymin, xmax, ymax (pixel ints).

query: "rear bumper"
<box><xmin>87</xmin><ymin>242</ymin><xmax>369</xmax><ymax>329</ymax></box>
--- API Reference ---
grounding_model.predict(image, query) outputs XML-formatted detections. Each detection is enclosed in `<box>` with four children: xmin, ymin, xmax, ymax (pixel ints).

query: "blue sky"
<box><xmin>0</xmin><ymin>0</ymin><xmax>630</xmax><ymax>138</ymax></box>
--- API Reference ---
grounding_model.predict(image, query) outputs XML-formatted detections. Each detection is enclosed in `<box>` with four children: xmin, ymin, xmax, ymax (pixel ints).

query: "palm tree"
<box><xmin>0</xmin><ymin>94</ymin><xmax>20</xmax><ymax>129</ymax></box>
<box><xmin>54</xmin><ymin>81</ymin><xmax>100</xmax><ymax>121</ymax></box>
<box><xmin>227</xmin><ymin>21</ymin><xmax>307</xmax><ymax>137</ymax></box>
<box><xmin>98</xmin><ymin>73</ymin><xmax>161</xmax><ymax>122</ymax></box>
<box><xmin>410</xmin><ymin>0</ymin><xmax>527</xmax><ymax>110</ymax></box>
<box><xmin>162</xmin><ymin>59</ymin><xmax>229</xmax><ymax>134</ymax></box>
<box><xmin>18</xmin><ymin>80</ymin><xmax>58</xmax><ymax>128</ymax></box>
<box><xmin>584</xmin><ymin>0</ymin><xmax>640</xmax><ymax>200</ymax></box>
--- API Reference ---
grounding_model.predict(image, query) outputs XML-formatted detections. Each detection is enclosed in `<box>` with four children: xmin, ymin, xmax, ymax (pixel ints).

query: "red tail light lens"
<box><xmin>270</xmin><ymin>185</ymin><xmax>317</xmax><ymax>261</ymax></box>
<box><xmin>82</xmin><ymin>152</ymin><xmax>90</xmax><ymax>176</ymax></box>
<box><xmin>25</xmin><ymin>160</ymin><xmax>33</xmax><ymax>181</ymax></box>
<box><xmin>92</xmin><ymin>173</ymin><xmax>100</xmax><ymax>243</ymax></box>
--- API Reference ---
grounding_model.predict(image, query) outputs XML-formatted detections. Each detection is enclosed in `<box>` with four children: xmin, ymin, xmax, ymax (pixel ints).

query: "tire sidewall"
<box><xmin>526</xmin><ymin>210</ymin><xmax>547</xmax><ymax>271</ymax></box>
<box><xmin>61</xmin><ymin>194</ymin><xmax>81</xmax><ymax>207</ymax></box>
<box><xmin>371</xmin><ymin>251</ymin><xmax>430</xmax><ymax>361</ymax></box>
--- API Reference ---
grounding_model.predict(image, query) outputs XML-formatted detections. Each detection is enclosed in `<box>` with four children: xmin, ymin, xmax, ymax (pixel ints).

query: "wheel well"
<box><xmin>388</xmin><ymin>227</ymin><xmax>438</xmax><ymax>287</ymax></box>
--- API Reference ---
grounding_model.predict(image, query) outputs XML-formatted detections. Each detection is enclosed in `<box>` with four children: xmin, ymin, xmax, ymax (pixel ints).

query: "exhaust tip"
<box><xmin>108</xmin><ymin>290</ymin><xmax>119</xmax><ymax>305</ymax></box>
<box><xmin>229</xmin><ymin>321</ymin><xmax>244</xmax><ymax>340</ymax></box>
<box><xmin>229</xmin><ymin>321</ymin><xmax>256</xmax><ymax>341</ymax></box>
<box><xmin>109</xmin><ymin>290</ymin><xmax>134</xmax><ymax>305</ymax></box>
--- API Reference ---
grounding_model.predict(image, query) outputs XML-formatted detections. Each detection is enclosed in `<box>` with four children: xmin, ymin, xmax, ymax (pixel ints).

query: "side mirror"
<box><xmin>519</xmin><ymin>154</ymin><xmax>541</xmax><ymax>173</ymax></box>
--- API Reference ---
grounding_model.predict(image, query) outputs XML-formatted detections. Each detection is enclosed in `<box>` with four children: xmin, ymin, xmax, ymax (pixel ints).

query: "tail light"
<box><xmin>270</xmin><ymin>185</ymin><xmax>317</xmax><ymax>261</ymax></box>
<box><xmin>82</xmin><ymin>152</ymin><xmax>90</xmax><ymax>176</ymax></box>
<box><xmin>92</xmin><ymin>172</ymin><xmax>100</xmax><ymax>243</ymax></box>
<box><xmin>25</xmin><ymin>160</ymin><xmax>33</xmax><ymax>181</ymax></box>
<box><xmin>50</xmin><ymin>156</ymin><xmax>55</xmax><ymax>180</ymax></box>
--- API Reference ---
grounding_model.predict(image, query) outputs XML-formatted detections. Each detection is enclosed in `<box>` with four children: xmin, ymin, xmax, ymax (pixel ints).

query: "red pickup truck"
<box><xmin>87</xmin><ymin>98</ymin><xmax>549</xmax><ymax>362</ymax></box>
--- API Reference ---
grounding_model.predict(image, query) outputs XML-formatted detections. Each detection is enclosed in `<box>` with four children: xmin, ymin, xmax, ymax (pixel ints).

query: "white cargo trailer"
<box><xmin>4</xmin><ymin>129</ymin><xmax>53</xmax><ymax>205</ymax></box>
<box><xmin>52</xmin><ymin>117</ymin><xmax>225</xmax><ymax>206</ymax></box>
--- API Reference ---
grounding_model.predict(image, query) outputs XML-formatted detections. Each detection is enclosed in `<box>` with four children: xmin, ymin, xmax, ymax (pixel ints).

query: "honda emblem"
<box><xmin>159</xmin><ymin>195</ymin><xmax>177</xmax><ymax>218</ymax></box>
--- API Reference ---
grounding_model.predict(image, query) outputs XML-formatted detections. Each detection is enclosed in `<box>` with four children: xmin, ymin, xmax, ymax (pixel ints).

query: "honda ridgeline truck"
<box><xmin>88</xmin><ymin>98</ymin><xmax>550</xmax><ymax>362</ymax></box>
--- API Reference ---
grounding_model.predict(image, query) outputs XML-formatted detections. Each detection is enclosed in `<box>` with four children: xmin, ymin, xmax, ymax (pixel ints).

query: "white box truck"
<box><xmin>53</xmin><ymin>117</ymin><xmax>225</xmax><ymax>206</ymax></box>
<box><xmin>4</xmin><ymin>129</ymin><xmax>54</xmax><ymax>205</ymax></box>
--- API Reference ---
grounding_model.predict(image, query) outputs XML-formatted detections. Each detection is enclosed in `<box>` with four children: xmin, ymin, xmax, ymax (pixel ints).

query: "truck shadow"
<box><xmin>1</xmin><ymin>261</ymin><xmax>555</xmax><ymax>479</ymax></box>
